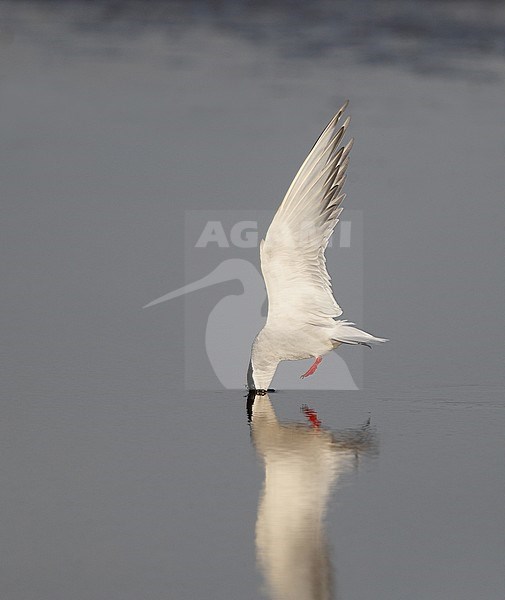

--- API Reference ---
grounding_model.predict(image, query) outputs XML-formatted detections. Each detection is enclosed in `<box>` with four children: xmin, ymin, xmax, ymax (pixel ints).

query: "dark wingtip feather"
<box><xmin>338</xmin><ymin>99</ymin><xmax>350</xmax><ymax>117</ymax></box>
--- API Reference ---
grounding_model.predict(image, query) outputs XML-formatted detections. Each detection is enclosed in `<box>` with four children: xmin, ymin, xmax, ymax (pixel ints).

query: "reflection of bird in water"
<box><xmin>248</xmin><ymin>102</ymin><xmax>387</xmax><ymax>392</ymax></box>
<box><xmin>248</xmin><ymin>393</ymin><xmax>377</xmax><ymax>600</ymax></box>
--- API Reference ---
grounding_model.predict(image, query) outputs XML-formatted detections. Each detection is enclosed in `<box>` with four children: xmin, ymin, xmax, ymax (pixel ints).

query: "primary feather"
<box><xmin>261</xmin><ymin>102</ymin><xmax>351</xmax><ymax>327</ymax></box>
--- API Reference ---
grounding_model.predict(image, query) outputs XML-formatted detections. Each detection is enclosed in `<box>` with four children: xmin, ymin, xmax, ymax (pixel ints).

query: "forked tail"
<box><xmin>332</xmin><ymin>320</ymin><xmax>388</xmax><ymax>348</ymax></box>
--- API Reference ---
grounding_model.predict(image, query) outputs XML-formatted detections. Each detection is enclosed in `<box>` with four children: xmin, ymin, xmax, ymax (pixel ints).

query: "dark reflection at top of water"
<box><xmin>1</xmin><ymin>0</ymin><xmax>504</xmax><ymax>79</ymax></box>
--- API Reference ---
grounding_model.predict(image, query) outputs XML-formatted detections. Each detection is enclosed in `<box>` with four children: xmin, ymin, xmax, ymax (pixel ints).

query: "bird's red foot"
<box><xmin>300</xmin><ymin>356</ymin><xmax>322</xmax><ymax>379</ymax></box>
<box><xmin>301</xmin><ymin>405</ymin><xmax>322</xmax><ymax>428</ymax></box>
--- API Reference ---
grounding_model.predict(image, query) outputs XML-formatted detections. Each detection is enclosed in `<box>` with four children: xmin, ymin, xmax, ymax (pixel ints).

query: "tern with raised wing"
<box><xmin>248</xmin><ymin>102</ymin><xmax>387</xmax><ymax>392</ymax></box>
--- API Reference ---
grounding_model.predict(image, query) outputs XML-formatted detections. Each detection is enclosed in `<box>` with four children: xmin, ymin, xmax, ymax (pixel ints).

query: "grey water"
<box><xmin>1</xmin><ymin>2</ymin><xmax>504</xmax><ymax>599</ymax></box>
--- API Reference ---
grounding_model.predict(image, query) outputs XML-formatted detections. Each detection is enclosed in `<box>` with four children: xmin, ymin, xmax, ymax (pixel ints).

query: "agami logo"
<box><xmin>145</xmin><ymin>210</ymin><xmax>364</xmax><ymax>390</ymax></box>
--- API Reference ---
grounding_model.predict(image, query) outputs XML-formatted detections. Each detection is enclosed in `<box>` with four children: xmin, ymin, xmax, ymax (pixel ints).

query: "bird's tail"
<box><xmin>331</xmin><ymin>320</ymin><xmax>388</xmax><ymax>348</ymax></box>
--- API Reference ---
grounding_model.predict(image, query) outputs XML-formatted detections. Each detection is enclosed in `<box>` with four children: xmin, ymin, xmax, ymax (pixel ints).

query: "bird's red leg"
<box><xmin>300</xmin><ymin>356</ymin><xmax>322</xmax><ymax>379</ymax></box>
<box><xmin>301</xmin><ymin>405</ymin><xmax>322</xmax><ymax>428</ymax></box>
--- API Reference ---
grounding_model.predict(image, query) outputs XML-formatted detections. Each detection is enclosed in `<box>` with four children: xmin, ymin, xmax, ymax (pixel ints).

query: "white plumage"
<box><xmin>248</xmin><ymin>102</ymin><xmax>387</xmax><ymax>391</ymax></box>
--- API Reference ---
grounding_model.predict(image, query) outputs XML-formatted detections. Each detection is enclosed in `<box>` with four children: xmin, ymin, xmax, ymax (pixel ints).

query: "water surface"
<box><xmin>1</xmin><ymin>3</ymin><xmax>504</xmax><ymax>599</ymax></box>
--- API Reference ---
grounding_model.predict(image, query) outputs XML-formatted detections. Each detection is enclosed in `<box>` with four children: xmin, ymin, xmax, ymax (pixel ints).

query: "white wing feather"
<box><xmin>261</xmin><ymin>102</ymin><xmax>352</xmax><ymax>327</ymax></box>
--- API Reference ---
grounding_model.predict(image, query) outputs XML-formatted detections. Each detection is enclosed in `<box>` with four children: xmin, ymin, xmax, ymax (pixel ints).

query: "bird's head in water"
<box><xmin>247</xmin><ymin>329</ymin><xmax>281</xmax><ymax>392</ymax></box>
<box><xmin>247</xmin><ymin>360</ymin><xmax>268</xmax><ymax>395</ymax></box>
<box><xmin>247</xmin><ymin>352</ymin><xmax>279</xmax><ymax>396</ymax></box>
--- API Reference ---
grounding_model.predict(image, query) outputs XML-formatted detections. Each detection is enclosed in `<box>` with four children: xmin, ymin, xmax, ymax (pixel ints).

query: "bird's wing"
<box><xmin>260</xmin><ymin>102</ymin><xmax>352</xmax><ymax>326</ymax></box>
